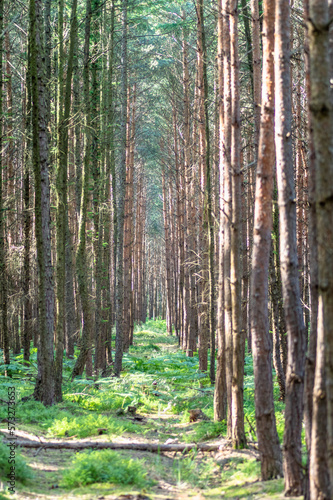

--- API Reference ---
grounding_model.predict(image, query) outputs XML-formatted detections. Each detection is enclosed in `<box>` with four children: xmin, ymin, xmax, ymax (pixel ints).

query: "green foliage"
<box><xmin>172</xmin><ymin>451</ymin><xmax>219</xmax><ymax>489</ymax></box>
<box><xmin>47</xmin><ymin>413</ymin><xmax>142</xmax><ymax>438</ymax></box>
<box><xmin>0</xmin><ymin>319</ymin><xmax>289</xmax><ymax>498</ymax></box>
<box><xmin>61</xmin><ymin>449</ymin><xmax>150</xmax><ymax>488</ymax></box>
<box><xmin>0</xmin><ymin>439</ymin><xmax>34</xmax><ymax>484</ymax></box>
<box><xmin>2</xmin><ymin>399</ymin><xmax>77</xmax><ymax>430</ymax></box>
<box><xmin>184</xmin><ymin>421</ymin><xmax>227</xmax><ymax>443</ymax></box>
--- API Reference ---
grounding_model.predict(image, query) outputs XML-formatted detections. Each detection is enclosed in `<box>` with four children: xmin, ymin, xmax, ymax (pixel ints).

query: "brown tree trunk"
<box><xmin>275</xmin><ymin>0</ymin><xmax>306</xmax><ymax>493</ymax></box>
<box><xmin>269</xmin><ymin>246</ymin><xmax>286</xmax><ymax>402</ymax></box>
<box><xmin>0</xmin><ymin>0</ymin><xmax>9</xmax><ymax>367</ymax></box>
<box><xmin>30</xmin><ymin>0</ymin><xmax>55</xmax><ymax>405</ymax></box>
<box><xmin>23</xmin><ymin>61</ymin><xmax>32</xmax><ymax>364</ymax></box>
<box><xmin>230</xmin><ymin>0</ymin><xmax>246</xmax><ymax>449</ymax></box>
<box><xmin>222</xmin><ymin>0</ymin><xmax>233</xmax><ymax>439</ymax></box>
<box><xmin>55</xmin><ymin>0</ymin><xmax>77</xmax><ymax>399</ymax></box>
<box><xmin>308</xmin><ymin>0</ymin><xmax>333</xmax><ymax>496</ymax></box>
<box><xmin>303</xmin><ymin>0</ymin><xmax>318</xmax><ymax>497</ymax></box>
<box><xmin>71</xmin><ymin>0</ymin><xmax>94</xmax><ymax>380</ymax></box>
<box><xmin>214</xmin><ymin>0</ymin><xmax>227</xmax><ymax>422</ymax></box>
<box><xmin>250</xmin><ymin>0</ymin><xmax>283</xmax><ymax>478</ymax></box>
<box><xmin>114</xmin><ymin>0</ymin><xmax>128</xmax><ymax>376</ymax></box>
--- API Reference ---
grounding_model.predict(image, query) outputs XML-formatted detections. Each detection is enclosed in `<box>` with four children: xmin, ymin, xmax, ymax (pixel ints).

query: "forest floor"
<box><xmin>0</xmin><ymin>320</ymin><xmax>302</xmax><ymax>499</ymax></box>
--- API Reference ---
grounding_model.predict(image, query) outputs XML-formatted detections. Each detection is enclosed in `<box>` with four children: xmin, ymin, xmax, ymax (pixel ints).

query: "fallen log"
<box><xmin>4</xmin><ymin>439</ymin><xmax>222</xmax><ymax>453</ymax></box>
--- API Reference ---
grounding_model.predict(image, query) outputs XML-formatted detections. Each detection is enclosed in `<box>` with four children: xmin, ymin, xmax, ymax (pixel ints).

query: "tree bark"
<box><xmin>250</xmin><ymin>0</ymin><xmax>283</xmax><ymax>478</ymax></box>
<box><xmin>55</xmin><ymin>0</ymin><xmax>78</xmax><ymax>399</ymax></box>
<box><xmin>30</xmin><ymin>0</ymin><xmax>55</xmax><ymax>405</ymax></box>
<box><xmin>214</xmin><ymin>0</ymin><xmax>227</xmax><ymax>423</ymax></box>
<box><xmin>2</xmin><ymin>438</ymin><xmax>223</xmax><ymax>453</ymax></box>
<box><xmin>308</xmin><ymin>0</ymin><xmax>333</xmax><ymax>497</ymax></box>
<box><xmin>71</xmin><ymin>0</ymin><xmax>93</xmax><ymax>380</ymax></box>
<box><xmin>0</xmin><ymin>0</ymin><xmax>9</xmax><ymax>368</ymax></box>
<box><xmin>275</xmin><ymin>0</ymin><xmax>306</xmax><ymax>493</ymax></box>
<box><xmin>114</xmin><ymin>0</ymin><xmax>128</xmax><ymax>376</ymax></box>
<box><xmin>222</xmin><ymin>0</ymin><xmax>233</xmax><ymax>439</ymax></box>
<box><xmin>230</xmin><ymin>0</ymin><xmax>246</xmax><ymax>449</ymax></box>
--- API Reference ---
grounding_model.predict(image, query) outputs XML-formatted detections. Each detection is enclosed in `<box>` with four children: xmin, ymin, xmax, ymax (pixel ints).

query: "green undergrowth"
<box><xmin>0</xmin><ymin>438</ymin><xmax>34</xmax><ymax>484</ymax></box>
<box><xmin>0</xmin><ymin>318</ymin><xmax>290</xmax><ymax>498</ymax></box>
<box><xmin>61</xmin><ymin>449</ymin><xmax>151</xmax><ymax>488</ymax></box>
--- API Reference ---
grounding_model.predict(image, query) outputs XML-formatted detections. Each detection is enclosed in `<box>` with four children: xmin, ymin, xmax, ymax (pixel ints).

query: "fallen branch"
<box><xmin>5</xmin><ymin>439</ymin><xmax>222</xmax><ymax>453</ymax></box>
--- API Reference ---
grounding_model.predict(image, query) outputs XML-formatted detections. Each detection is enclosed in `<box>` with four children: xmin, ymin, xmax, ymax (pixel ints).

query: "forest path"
<box><xmin>1</xmin><ymin>320</ymin><xmax>299</xmax><ymax>499</ymax></box>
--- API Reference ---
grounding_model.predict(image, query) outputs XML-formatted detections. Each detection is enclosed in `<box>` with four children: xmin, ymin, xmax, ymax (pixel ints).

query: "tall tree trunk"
<box><xmin>101</xmin><ymin>0</ymin><xmax>115</xmax><ymax>368</ymax></box>
<box><xmin>30</xmin><ymin>0</ymin><xmax>55</xmax><ymax>405</ymax></box>
<box><xmin>250</xmin><ymin>0</ymin><xmax>283</xmax><ymax>478</ymax></box>
<box><xmin>197</xmin><ymin>0</ymin><xmax>215</xmax><ymax>383</ymax></box>
<box><xmin>0</xmin><ymin>0</ymin><xmax>9</xmax><ymax>367</ymax></box>
<box><xmin>275</xmin><ymin>0</ymin><xmax>306</xmax><ymax>493</ymax></box>
<box><xmin>308</xmin><ymin>0</ymin><xmax>332</xmax><ymax>497</ymax></box>
<box><xmin>214</xmin><ymin>0</ymin><xmax>227</xmax><ymax>422</ymax></box>
<box><xmin>90</xmin><ymin>0</ymin><xmax>103</xmax><ymax>373</ymax></box>
<box><xmin>114</xmin><ymin>0</ymin><xmax>128</xmax><ymax>376</ymax></box>
<box><xmin>55</xmin><ymin>0</ymin><xmax>77</xmax><ymax>399</ymax></box>
<box><xmin>222</xmin><ymin>0</ymin><xmax>233</xmax><ymax>439</ymax></box>
<box><xmin>71</xmin><ymin>0</ymin><xmax>93</xmax><ymax>380</ymax></box>
<box><xmin>23</xmin><ymin>52</ymin><xmax>32</xmax><ymax>364</ymax></box>
<box><xmin>230</xmin><ymin>0</ymin><xmax>246</xmax><ymax>449</ymax></box>
<box><xmin>303</xmin><ymin>0</ymin><xmax>318</xmax><ymax>497</ymax></box>
<box><xmin>251</xmin><ymin>0</ymin><xmax>261</xmax><ymax>160</ymax></box>
<box><xmin>182</xmin><ymin>10</ymin><xmax>196</xmax><ymax>355</ymax></box>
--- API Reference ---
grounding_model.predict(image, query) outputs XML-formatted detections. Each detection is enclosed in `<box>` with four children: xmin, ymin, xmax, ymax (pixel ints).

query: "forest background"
<box><xmin>0</xmin><ymin>0</ymin><xmax>332</xmax><ymax>499</ymax></box>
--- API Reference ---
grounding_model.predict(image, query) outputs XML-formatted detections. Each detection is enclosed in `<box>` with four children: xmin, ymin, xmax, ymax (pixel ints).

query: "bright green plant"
<box><xmin>61</xmin><ymin>449</ymin><xmax>150</xmax><ymax>488</ymax></box>
<box><xmin>47</xmin><ymin>413</ymin><xmax>142</xmax><ymax>438</ymax></box>
<box><xmin>0</xmin><ymin>439</ymin><xmax>34</xmax><ymax>484</ymax></box>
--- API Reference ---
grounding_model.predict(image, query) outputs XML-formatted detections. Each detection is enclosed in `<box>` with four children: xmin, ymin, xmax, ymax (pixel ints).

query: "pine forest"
<box><xmin>0</xmin><ymin>0</ymin><xmax>332</xmax><ymax>498</ymax></box>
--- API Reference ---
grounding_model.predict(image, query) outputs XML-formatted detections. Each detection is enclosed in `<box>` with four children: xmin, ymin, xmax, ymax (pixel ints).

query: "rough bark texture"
<box><xmin>274</xmin><ymin>0</ymin><xmax>306</xmax><ymax>493</ymax></box>
<box><xmin>23</xmin><ymin>57</ymin><xmax>32</xmax><ymax>364</ymax></box>
<box><xmin>250</xmin><ymin>0</ymin><xmax>261</xmax><ymax>159</ymax></box>
<box><xmin>230</xmin><ymin>0</ymin><xmax>246</xmax><ymax>449</ymax></box>
<box><xmin>303</xmin><ymin>0</ymin><xmax>318</xmax><ymax>497</ymax></box>
<box><xmin>71</xmin><ymin>0</ymin><xmax>93</xmax><ymax>380</ymax></box>
<box><xmin>114</xmin><ymin>0</ymin><xmax>128</xmax><ymax>376</ymax></box>
<box><xmin>30</xmin><ymin>0</ymin><xmax>55</xmax><ymax>405</ymax></box>
<box><xmin>222</xmin><ymin>0</ymin><xmax>233</xmax><ymax>439</ymax></box>
<box><xmin>250</xmin><ymin>0</ymin><xmax>283</xmax><ymax>478</ymax></box>
<box><xmin>214</xmin><ymin>0</ymin><xmax>227</xmax><ymax>423</ymax></box>
<box><xmin>1</xmin><ymin>438</ymin><xmax>222</xmax><ymax>453</ymax></box>
<box><xmin>0</xmin><ymin>0</ymin><xmax>9</xmax><ymax>367</ymax></box>
<box><xmin>308</xmin><ymin>0</ymin><xmax>333</xmax><ymax>497</ymax></box>
<box><xmin>55</xmin><ymin>0</ymin><xmax>77</xmax><ymax>400</ymax></box>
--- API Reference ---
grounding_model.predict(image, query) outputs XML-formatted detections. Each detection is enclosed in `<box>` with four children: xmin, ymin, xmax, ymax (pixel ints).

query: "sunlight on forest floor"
<box><xmin>0</xmin><ymin>320</ymin><xmax>301</xmax><ymax>499</ymax></box>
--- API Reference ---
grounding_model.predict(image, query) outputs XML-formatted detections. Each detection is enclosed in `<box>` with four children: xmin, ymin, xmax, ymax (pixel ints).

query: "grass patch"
<box><xmin>0</xmin><ymin>439</ymin><xmax>34</xmax><ymax>484</ymax></box>
<box><xmin>47</xmin><ymin>413</ymin><xmax>143</xmax><ymax>438</ymax></box>
<box><xmin>61</xmin><ymin>449</ymin><xmax>151</xmax><ymax>488</ymax></box>
<box><xmin>184</xmin><ymin>421</ymin><xmax>227</xmax><ymax>443</ymax></box>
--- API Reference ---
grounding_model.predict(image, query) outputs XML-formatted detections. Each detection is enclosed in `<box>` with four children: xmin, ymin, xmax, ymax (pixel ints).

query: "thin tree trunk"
<box><xmin>0</xmin><ymin>0</ymin><xmax>9</xmax><ymax>367</ymax></box>
<box><xmin>114</xmin><ymin>0</ymin><xmax>128</xmax><ymax>376</ymax></box>
<box><xmin>214</xmin><ymin>0</ymin><xmax>227</xmax><ymax>422</ymax></box>
<box><xmin>275</xmin><ymin>0</ymin><xmax>306</xmax><ymax>493</ymax></box>
<box><xmin>269</xmin><ymin>245</ymin><xmax>286</xmax><ymax>402</ymax></box>
<box><xmin>55</xmin><ymin>0</ymin><xmax>77</xmax><ymax>399</ymax></box>
<box><xmin>250</xmin><ymin>0</ymin><xmax>283</xmax><ymax>478</ymax></box>
<box><xmin>230</xmin><ymin>0</ymin><xmax>246</xmax><ymax>449</ymax></box>
<box><xmin>308</xmin><ymin>0</ymin><xmax>333</xmax><ymax>497</ymax></box>
<box><xmin>23</xmin><ymin>54</ymin><xmax>32</xmax><ymax>364</ymax></box>
<box><xmin>303</xmin><ymin>1</ymin><xmax>318</xmax><ymax>497</ymax></box>
<box><xmin>30</xmin><ymin>0</ymin><xmax>55</xmax><ymax>405</ymax></box>
<box><xmin>71</xmin><ymin>0</ymin><xmax>93</xmax><ymax>380</ymax></box>
<box><xmin>222</xmin><ymin>0</ymin><xmax>233</xmax><ymax>439</ymax></box>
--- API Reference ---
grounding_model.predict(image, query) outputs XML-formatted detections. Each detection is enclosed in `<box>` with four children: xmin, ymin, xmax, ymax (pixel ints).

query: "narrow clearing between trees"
<box><xmin>0</xmin><ymin>320</ymin><xmax>300</xmax><ymax>499</ymax></box>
